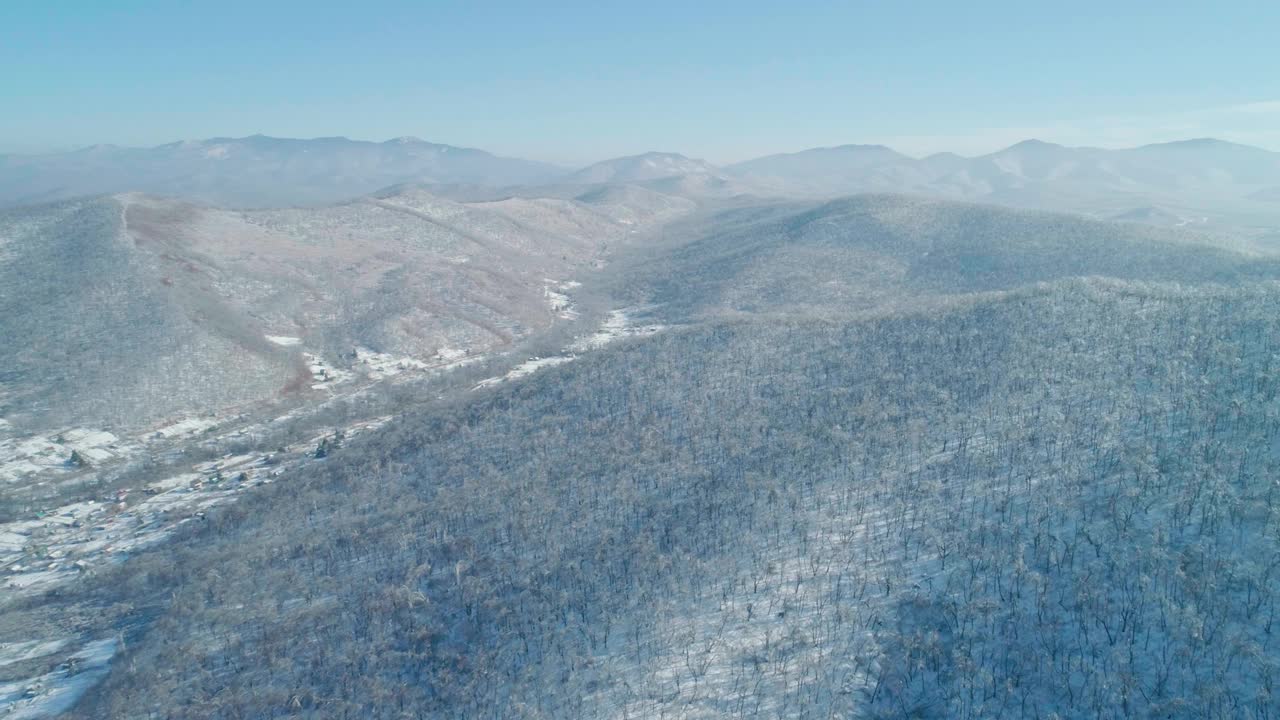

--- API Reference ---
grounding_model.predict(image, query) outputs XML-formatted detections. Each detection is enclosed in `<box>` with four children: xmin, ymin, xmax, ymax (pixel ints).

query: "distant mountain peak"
<box><xmin>630</xmin><ymin>151</ymin><xmax>701</xmax><ymax>162</ymax></box>
<box><xmin>1136</xmin><ymin>137</ymin><xmax>1271</xmax><ymax>153</ymax></box>
<box><xmin>1165</xmin><ymin>137</ymin><xmax>1233</xmax><ymax>147</ymax></box>
<box><xmin>1000</xmin><ymin>138</ymin><xmax>1066</xmax><ymax>153</ymax></box>
<box><xmin>830</xmin><ymin>143</ymin><xmax>897</xmax><ymax>152</ymax></box>
<box><xmin>565</xmin><ymin>151</ymin><xmax>721</xmax><ymax>185</ymax></box>
<box><xmin>725</xmin><ymin>143</ymin><xmax>921</xmax><ymax>189</ymax></box>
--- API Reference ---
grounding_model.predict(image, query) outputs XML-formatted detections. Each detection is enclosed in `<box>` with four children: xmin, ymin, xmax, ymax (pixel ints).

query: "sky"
<box><xmin>3</xmin><ymin>0</ymin><xmax>1280</xmax><ymax>165</ymax></box>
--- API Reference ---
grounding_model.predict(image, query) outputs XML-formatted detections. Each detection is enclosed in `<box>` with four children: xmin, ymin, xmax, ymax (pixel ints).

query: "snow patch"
<box><xmin>570</xmin><ymin>309</ymin><xmax>665</xmax><ymax>352</ymax></box>
<box><xmin>352</xmin><ymin>348</ymin><xmax>430</xmax><ymax>380</ymax></box>
<box><xmin>148</xmin><ymin>416</ymin><xmax>218</xmax><ymax>441</ymax></box>
<box><xmin>474</xmin><ymin>307</ymin><xmax>667</xmax><ymax>390</ymax></box>
<box><xmin>474</xmin><ymin>356</ymin><xmax>574</xmax><ymax>389</ymax></box>
<box><xmin>0</xmin><ymin>640</ymin><xmax>68</xmax><ymax>670</ymax></box>
<box><xmin>544</xmin><ymin>279</ymin><xmax>581</xmax><ymax>320</ymax></box>
<box><xmin>0</xmin><ymin>428</ymin><xmax>131</xmax><ymax>484</ymax></box>
<box><xmin>0</xmin><ymin>637</ymin><xmax>117</xmax><ymax>719</ymax></box>
<box><xmin>304</xmin><ymin>353</ymin><xmax>352</xmax><ymax>389</ymax></box>
<box><xmin>435</xmin><ymin>346</ymin><xmax>468</xmax><ymax>363</ymax></box>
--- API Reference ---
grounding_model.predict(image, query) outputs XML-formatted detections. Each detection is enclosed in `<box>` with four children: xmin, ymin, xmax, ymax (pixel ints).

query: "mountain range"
<box><xmin>729</xmin><ymin>138</ymin><xmax>1280</xmax><ymax>235</ymax></box>
<box><xmin>0</xmin><ymin>135</ymin><xmax>565</xmax><ymax>209</ymax></box>
<box><xmin>5</xmin><ymin>135</ymin><xmax>1280</xmax><ymax>237</ymax></box>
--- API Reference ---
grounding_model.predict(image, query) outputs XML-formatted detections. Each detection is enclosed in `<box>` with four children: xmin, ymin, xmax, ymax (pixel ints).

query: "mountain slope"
<box><xmin>728</xmin><ymin>144</ymin><xmax>941</xmax><ymax>195</ymax></box>
<box><xmin>0</xmin><ymin>187</ymin><xmax>660</xmax><ymax>431</ymax></box>
<box><xmin>0</xmin><ymin>197</ymin><xmax>297</xmax><ymax>432</ymax></box>
<box><xmin>12</xmin><ymin>190</ymin><xmax>1280</xmax><ymax>719</ymax></box>
<box><xmin>572</xmin><ymin>184</ymin><xmax>698</xmax><ymax>226</ymax></box>
<box><xmin>66</xmin><ymin>279</ymin><xmax>1280</xmax><ymax>719</ymax></box>
<box><xmin>623</xmin><ymin>194</ymin><xmax>1279</xmax><ymax>318</ymax></box>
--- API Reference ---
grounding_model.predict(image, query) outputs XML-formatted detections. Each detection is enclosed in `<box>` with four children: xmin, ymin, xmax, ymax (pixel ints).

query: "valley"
<box><xmin>0</xmin><ymin>293</ymin><xmax>674</xmax><ymax>717</ymax></box>
<box><xmin>4</xmin><ymin>136</ymin><xmax>1280</xmax><ymax>719</ymax></box>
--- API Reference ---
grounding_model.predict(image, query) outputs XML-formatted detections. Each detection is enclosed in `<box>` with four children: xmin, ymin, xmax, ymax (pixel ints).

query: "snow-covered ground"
<box><xmin>353</xmin><ymin>347</ymin><xmax>432</xmax><ymax>380</ymax></box>
<box><xmin>474</xmin><ymin>308</ymin><xmax>667</xmax><ymax>390</ymax></box>
<box><xmin>0</xmin><ymin>413</ymin><xmax>393</xmax><ymax>604</ymax></box>
<box><xmin>308</xmin><ymin>346</ymin><xmax>482</xmax><ymax>388</ymax></box>
<box><xmin>473</xmin><ymin>356</ymin><xmax>575</xmax><ymax>389</ymax></box>
<box><xmin>147</xmin><ymin>416</ymin><xmax>219</xmax><ymax>441</ymax></box>
<box><xmin>304</xmin><ymin>353</ymin><xmax>353</xmax><ymax>390</ymax></box>
<box><xmin>545</xmin><ymin>279</ymin><xmax>582</xmax><ymax>320</ymax></box>
<box><xmin>0</xmin><ymin>428</ymin><xmax>135</xmax><ymax>485</ymax></box>
<box><xmin>569</xmin><ymin>308</ymin><xmax>665</xmax><ymax>352</ymax></box>
<box><xmin>0</xmin><ymin>638</ymin><xmax>116</xmax><ymax>719</ymax></box>
<box><xmin>0</xmin><ymin>408</ymin><xmax>397</xmax><ymax>716</ymax></box>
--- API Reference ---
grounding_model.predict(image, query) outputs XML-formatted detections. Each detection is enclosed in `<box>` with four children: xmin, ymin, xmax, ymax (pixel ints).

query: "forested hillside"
<box><xmin>58</xmin><ymin>278</ymin><xmax>1280</xmax><ymax>718</ymax></box>
<box><xmin>621</xmin><ymin>195</ymin><xmax>1279</xmax><ymax>319</ymax></box>
<box><xmin>0</xmin><ymin>187</ymin><xmax>665</xmax><ymax>431</ymax></box>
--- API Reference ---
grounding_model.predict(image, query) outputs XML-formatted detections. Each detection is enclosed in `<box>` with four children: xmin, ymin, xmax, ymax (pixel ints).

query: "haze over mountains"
<box><xmin>0</xmin><ymin>136</ymin><xmax>566</xmax><ymax>209</ymax></box>
<box><xmin>6</xmin><ymin>135</ymin><xmax>1280</xmax><ymax>237</ymax></box>
<box><xmin>730</xmin><ymin>138</ymin><xmax>1280</xmax><ymax>234</ymax></box>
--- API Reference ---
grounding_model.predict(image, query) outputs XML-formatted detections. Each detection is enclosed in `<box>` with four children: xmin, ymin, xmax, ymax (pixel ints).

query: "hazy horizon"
<box><xmin>3</xmin><ymin>132</ymin><xmax>1279</xmax><ymax>169</ymax></box>
<box><xmin>5</xmin><ymin>2</ymin><xmax>1280</xmax><ymax>164</ymax></box>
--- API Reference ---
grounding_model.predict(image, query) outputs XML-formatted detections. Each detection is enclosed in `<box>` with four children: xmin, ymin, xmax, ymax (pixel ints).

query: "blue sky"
<box><xmin>3</xmin><ymin>0</ymin><xmax>1279</xmax><ymax>164</ymax></box>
